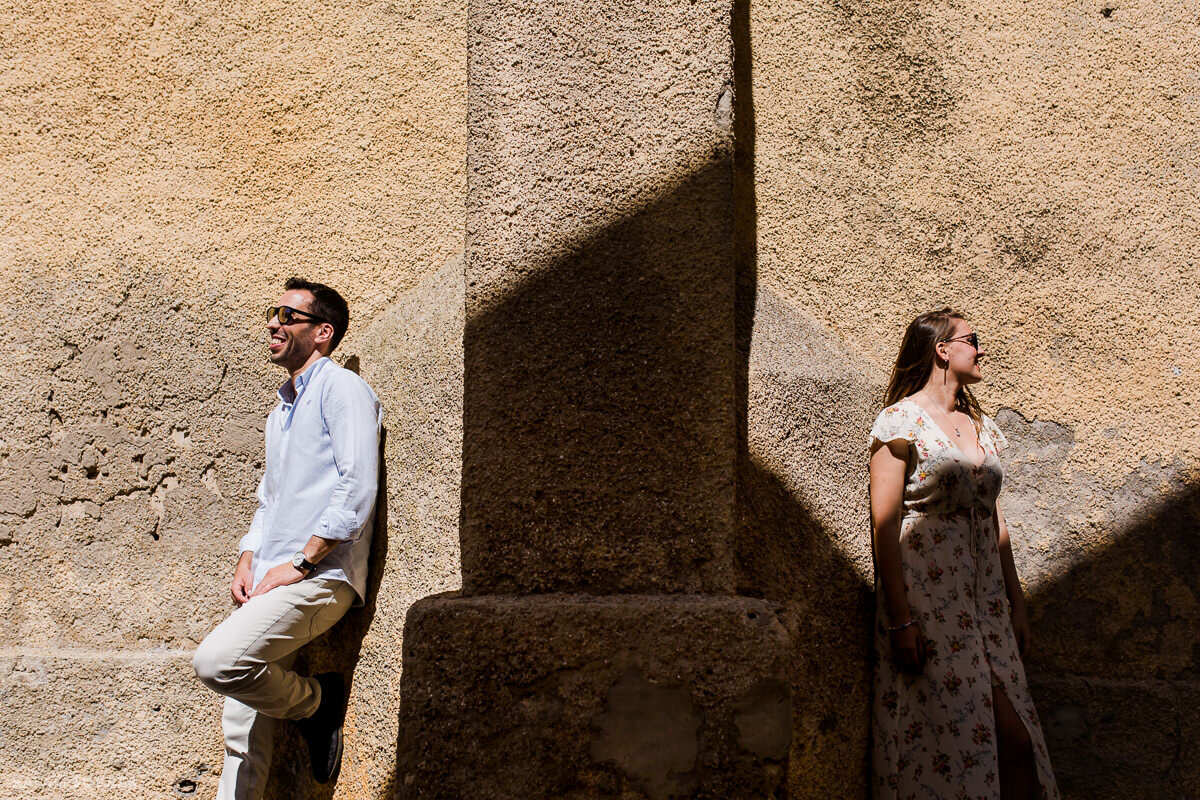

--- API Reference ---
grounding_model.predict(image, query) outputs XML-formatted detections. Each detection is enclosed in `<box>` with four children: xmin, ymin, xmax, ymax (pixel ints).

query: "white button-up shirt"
<box><xmin>239</xmin><ymin>357</ymin><xmax>382</xmax><ymax>602</ymax></box>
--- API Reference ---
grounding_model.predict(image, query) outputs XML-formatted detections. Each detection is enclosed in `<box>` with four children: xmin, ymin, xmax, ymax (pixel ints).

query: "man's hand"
<box><xmin>231</xmin><ymin>552</ymin><xmax>255</xmax><ymax>605</ymax></box>
<box><xmin>250</xmin><ymin>562</ymin><xmax>307</xmax><ymax>598</ymax></box>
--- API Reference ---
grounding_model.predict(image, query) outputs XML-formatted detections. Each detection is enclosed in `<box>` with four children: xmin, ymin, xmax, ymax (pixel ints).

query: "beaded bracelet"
<box><xmin>887</xmin><ymin>620</ymin><xmax>916</xmax><ymax>633</ymax></box>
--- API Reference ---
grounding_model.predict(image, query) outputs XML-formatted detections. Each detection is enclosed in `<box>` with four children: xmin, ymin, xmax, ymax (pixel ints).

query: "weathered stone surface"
<box><xmin>398</xmin><ymin>595</ymin><xmax>791</xmax><ymax>800</ymax></box>
<box><xmin>738</xmin><ymin>287</ymin><xmax>1200</xmax><ymax>798</ymax></box>
<box><xmin>0</xmin><ymin>1</ymin><xmax>466</xmax><ymax>793</ymax></box>
<box><xmin>3</xmin><ymin>0</ymin><xmax>1199</xmax><ymax>796</ymax></box>
<box><xmin>0</xmin><ymin>650</ymin><xmax>222</xmax><ymax>799</ymax></box>
<box><xmin>1003</xmin><ymin>412</ymin><xmax>1200</xmax><ymax>683</ymax></box>
<box><xmin>751</xmin><ymin>1</ymin><xmax>1200</xmax><ymax>795</ymax></box>
<box><xmin>739</xmin><ymin>289</ymin><xmax>879</xmax><ymax>799</ymax></box>
<box><xmin>0</xmin><ymin>255</ymin><xmax>464</xmax><ymax>800</ymax></box>
<box><xmin>752</xmin><ymin>0</ymin><xmax>1200</xmax><ymax>490</ymax></box>
<box><xmin>461</xmin><ymin>0</ymin><xmax>738</xmax><ymax>596</ymax></box>
<box><xmin>1030</xmin><ymin>674</ymin><xmax>1200</xmax><ymax>800</ymax></box>
<box><xmin>431</xmin><ymin>5</ymin><xmax>795</xmax><ymax>798</ymax></box>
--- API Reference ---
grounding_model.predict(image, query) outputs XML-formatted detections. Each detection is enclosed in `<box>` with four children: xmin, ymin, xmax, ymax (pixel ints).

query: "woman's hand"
<box><xmin>872</xmin><ymin>439</ymin><xmax>926</xmax><ymax>675</ymax></box>
<box><xmin>1010</xmin><ymin>605</ymin><xmax>1032</xmax><ymax>659</ymax></box>
<box><xmin>889</xmin><ymin>622</ymin><xmax>928</xmax><ymax>675</ymax></box>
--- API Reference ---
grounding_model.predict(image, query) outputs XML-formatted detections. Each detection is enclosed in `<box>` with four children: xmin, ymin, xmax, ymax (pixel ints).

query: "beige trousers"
<box><xmin>193</xmin><ymin>577</ymin><xmax>354</xmax><ymax>800</ymax></box>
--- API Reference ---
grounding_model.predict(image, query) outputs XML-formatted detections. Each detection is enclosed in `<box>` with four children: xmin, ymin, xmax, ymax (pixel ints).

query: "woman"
<box><xmin>869</xmin><ymin>309</ymin><xmax>1058</xmax><ymax>800</ymax></box>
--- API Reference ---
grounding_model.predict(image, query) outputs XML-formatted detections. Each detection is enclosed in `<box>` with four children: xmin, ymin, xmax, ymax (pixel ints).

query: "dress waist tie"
<box><xmin>904</xmin><ymin>504</ymin><xmax>994</xmax><ymax>609</ymax></box>
<box><xmin>903</xmin><ymin>504</ymin><xmax>993</xmax><ymax>520</ymax></box>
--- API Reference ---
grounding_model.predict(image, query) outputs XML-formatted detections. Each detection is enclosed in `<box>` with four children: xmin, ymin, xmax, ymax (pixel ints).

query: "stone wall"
<box><xmin>0</xmin><ymin>1</ymin><xmax>464</xmax><ymax>797</ymax></box>
<box><xmin>751</xmin><ymin>0</ymin><xmax>1200</xmax><ymax>797</ymax></box>
<box><xmin>3</xmin><ymin>0</ymin><xmax>1197</xmax><ymax>798</ymax></box>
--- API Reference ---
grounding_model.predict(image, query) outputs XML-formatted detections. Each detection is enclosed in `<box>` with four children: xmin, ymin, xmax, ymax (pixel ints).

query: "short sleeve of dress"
<box><xmin>982</xmin><ymin>415</ymin><xmax>1008</xmax><ymax>453</ymax></box>
<box><xmin>870</xmin><ymin>403</ymin><xmax>917</xmax><ymax>447</ymax></box>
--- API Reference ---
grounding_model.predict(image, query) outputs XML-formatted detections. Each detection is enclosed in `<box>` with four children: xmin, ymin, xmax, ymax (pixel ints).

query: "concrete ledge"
<box><xmin>398</xmin><ymin>594</ymin><xmax>791</xmax><ymax>800</ymax></box>
<box><xmin>1</xmin><ymin>649</ymin><xmax>221</xmax><ymax>800</ymax></box>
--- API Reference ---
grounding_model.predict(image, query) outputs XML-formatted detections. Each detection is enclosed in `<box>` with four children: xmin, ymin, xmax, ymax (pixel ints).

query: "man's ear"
<box><xmin>315</xmin><ymin>322</ymin><xmax>335</xmax><ymax>352</ymax></box>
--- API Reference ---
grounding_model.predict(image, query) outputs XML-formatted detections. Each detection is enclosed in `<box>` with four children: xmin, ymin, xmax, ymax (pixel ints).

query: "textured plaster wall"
<box><xmin>460</xmin><ymin>0</ymin><xmax>740</xmax><ymax>596</ymax></box>
<box><xmin>0</xmin><ymin>1</ymin><xmax>464</xmax><ymax>798</ymax></box>
<box><xmin>751</xmin><ymin>0</ymin><xmax>1200</xmax><ymax>797</ymax></box>
<box><xmin>4</xmin><ymin>0</ymin><xmax>1196</xmax><ymax>798</ymax></box>
<box><xmin>752</xmin><ymin>0</ymin><xmax>1200</xmax><ymax>539</ymax></box>
<box><xmin>737</xmin><ymin>291</ymin><xmax>880</xmax><ymax>798</ymax></box>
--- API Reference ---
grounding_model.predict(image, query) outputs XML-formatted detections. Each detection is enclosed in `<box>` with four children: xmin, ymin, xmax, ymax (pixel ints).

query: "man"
<box><xmin>193</xmin><ymin>278</ymin><xmax>382</xmax><ymax>799</ymax></box>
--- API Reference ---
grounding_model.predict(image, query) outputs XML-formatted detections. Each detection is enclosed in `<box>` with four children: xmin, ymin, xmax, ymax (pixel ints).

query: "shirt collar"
<box><xmin>278</xmin><ymin>357</ymin><xmax>331</xmax><ymax>404</ymax></box>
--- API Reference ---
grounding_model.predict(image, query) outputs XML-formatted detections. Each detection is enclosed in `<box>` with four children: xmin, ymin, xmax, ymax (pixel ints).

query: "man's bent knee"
<box><xmin>193</xmin><ymin>632</ymin><xmax>255</xmax><ymax>694</ymax></box>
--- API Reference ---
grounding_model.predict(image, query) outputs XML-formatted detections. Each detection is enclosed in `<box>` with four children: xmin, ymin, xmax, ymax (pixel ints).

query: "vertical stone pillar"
<box><xmin>461</xmin><ymin>0</ymin><xmax>741</xmax><ymax>596</ymax></box>
<box><xmin>398</xmin><ymin>2</ymin><xmax>790</xmax><ymax>796</ymax></box>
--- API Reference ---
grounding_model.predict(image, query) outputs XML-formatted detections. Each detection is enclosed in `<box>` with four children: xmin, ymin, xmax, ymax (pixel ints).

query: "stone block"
<box><xmin>397</xmin><ymin>595</ymin><xmax>791</xmax><ymax>799</ymax></box>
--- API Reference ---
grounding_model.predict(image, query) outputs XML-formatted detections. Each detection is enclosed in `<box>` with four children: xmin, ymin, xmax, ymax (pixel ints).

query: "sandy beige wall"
<box><xmin>4</xmin><ymin>0</ymin><xmax>1197</xmax><ymax>798</ymax></box>
<box><xmin>754</xmin><ymin>0</ymin><xmax>1200</xmax><ymax>499</ymax></box>
<box><xmin>0</xmin><ymin>1</ymin><xmax>464</xmax><ymax>797</ymax></box>
<box><xmin>752</xmin><ymin>0</ymin><xmax>1200</xmax><ymax>797</ymax></box>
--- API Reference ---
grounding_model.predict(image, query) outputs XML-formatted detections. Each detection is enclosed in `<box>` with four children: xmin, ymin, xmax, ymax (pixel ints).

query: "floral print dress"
<box><xmin>870</xmin><ymin>399</ymin><xmax>1059</xmax><ymax>800</ymax></box>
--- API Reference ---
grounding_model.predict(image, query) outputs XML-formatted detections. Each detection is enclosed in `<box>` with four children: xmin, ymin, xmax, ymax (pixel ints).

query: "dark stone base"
<box><xmin>1031</xmin><ymin>673</ymin><xmax>1200</xmax><ymax>800</ymax></box>
<box><xmin>398</xmin><ymin>595</ymin><xmax>791</xmax><ymax>800</ymax></box>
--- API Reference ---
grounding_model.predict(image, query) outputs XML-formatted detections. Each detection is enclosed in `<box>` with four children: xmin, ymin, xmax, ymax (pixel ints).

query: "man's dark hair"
<box><xmin>284</xmin><ymin>277</ymin><xmax>350</xmax><ymax>352</ymax></box>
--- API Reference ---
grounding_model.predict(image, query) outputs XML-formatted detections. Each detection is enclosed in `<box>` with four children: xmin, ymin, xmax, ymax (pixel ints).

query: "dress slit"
<box><xmin>990</xmin><ymin>671</ymin><xmax>1050</xmax><ymax>799</ymax></box>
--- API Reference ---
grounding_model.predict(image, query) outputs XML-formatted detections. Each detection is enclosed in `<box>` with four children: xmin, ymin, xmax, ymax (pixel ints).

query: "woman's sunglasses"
<box><xmin>942</xmin><ymin>332</ymin><xmax>979</xmax><ymax>349</ymax></box>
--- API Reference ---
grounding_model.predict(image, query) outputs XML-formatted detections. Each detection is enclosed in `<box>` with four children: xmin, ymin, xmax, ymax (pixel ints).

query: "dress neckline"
<box><xmin>902</xmin><ymin>397</ymin><xmax>989</xmax><ymax>468</ymax></box>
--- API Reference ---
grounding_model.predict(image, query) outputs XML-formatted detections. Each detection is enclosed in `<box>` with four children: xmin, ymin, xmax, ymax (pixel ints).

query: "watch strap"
<box><xmin>292</xmin><ymin>552</ymin><xmax>318</xmax><ymax>574</ymax></box>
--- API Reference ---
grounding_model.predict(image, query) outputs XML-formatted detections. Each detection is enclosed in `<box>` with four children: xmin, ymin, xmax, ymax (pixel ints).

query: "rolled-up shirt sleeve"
<box><xmin>316</xmin><ymin>372</ymin><xmax>382</xmax><ymax>542</ymax></box>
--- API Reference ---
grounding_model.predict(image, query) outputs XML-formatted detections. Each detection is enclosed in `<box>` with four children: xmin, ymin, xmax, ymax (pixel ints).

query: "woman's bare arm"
<box><xmin>870</xmin><ymin>439</ymin><xmax>926</xmax><ymax>673</ymax></box>
<box><xmin>995</xmin><ymin>503</ymin><xmax>1032</xmax><ymax>658</ymax></box>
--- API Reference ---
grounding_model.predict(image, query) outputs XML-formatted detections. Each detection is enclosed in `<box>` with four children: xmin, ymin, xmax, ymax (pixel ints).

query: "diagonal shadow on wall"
<box><xmin>378</xmin><ymin>141</ymin><xmax>1198</xmax><ymax>800</ymax></box>
<box><xmin>730</xmin><ymin>3</ymin><xmax>877</xmax><ymax>789</ymax></box>
<box><xmin>383</xmin><ymin>0</ymin><xmax>1194</xmax><ymax>791</ymax></box>
<box><xmin>458</xmin><ymin>158</ymin><xmax>740</xmax><ymax>598</ymax></box>
<box><xmin>1025</xmin><ymin>477</ymin><xmax>1200</xmax><ymax>800</ymax></box>
<box><xmin>735</xmin><ymin>454</ymin><xmax>875</xmax><ymax>799</ymax></box>
<box><xmin>400</xmin><ymin>148</ymin><xmax>879</xmax><ymax>798</ymax></box>
<box><xmin>398</xmin><ymin>0</ymin><xmax>878</xmax><ymax>793</ymax></box>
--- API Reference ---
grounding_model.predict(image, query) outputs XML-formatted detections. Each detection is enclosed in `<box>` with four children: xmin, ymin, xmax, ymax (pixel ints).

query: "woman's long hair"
<box><xmin>883</xmin><ymin>308</ymin><xmax>986</xmax><ymax>430</ymax></box>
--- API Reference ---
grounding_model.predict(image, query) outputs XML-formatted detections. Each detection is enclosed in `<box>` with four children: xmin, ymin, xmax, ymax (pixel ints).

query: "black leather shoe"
<box><xmin>296</xmin><ymin>672</ymin><xmax>346</xmax><ymax>784</ymax></box>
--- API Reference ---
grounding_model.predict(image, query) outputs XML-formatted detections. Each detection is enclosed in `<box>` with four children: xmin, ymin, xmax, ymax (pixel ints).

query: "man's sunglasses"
<box><xmin>942</xmin><ymin>332</ymin><xmax>979</xmax><ymax>349</ymax></box>
<box><xmin>266</xmin><ymin>305</ymin><xmax>329</xmax><ymax>326</ymax></box>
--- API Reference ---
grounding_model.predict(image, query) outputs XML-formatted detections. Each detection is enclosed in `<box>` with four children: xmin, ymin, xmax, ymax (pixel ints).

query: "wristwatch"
<box><xmin>292</xmin><ymin>552</ymin><xmax>318</xmax><ymax>574</ymax></box>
